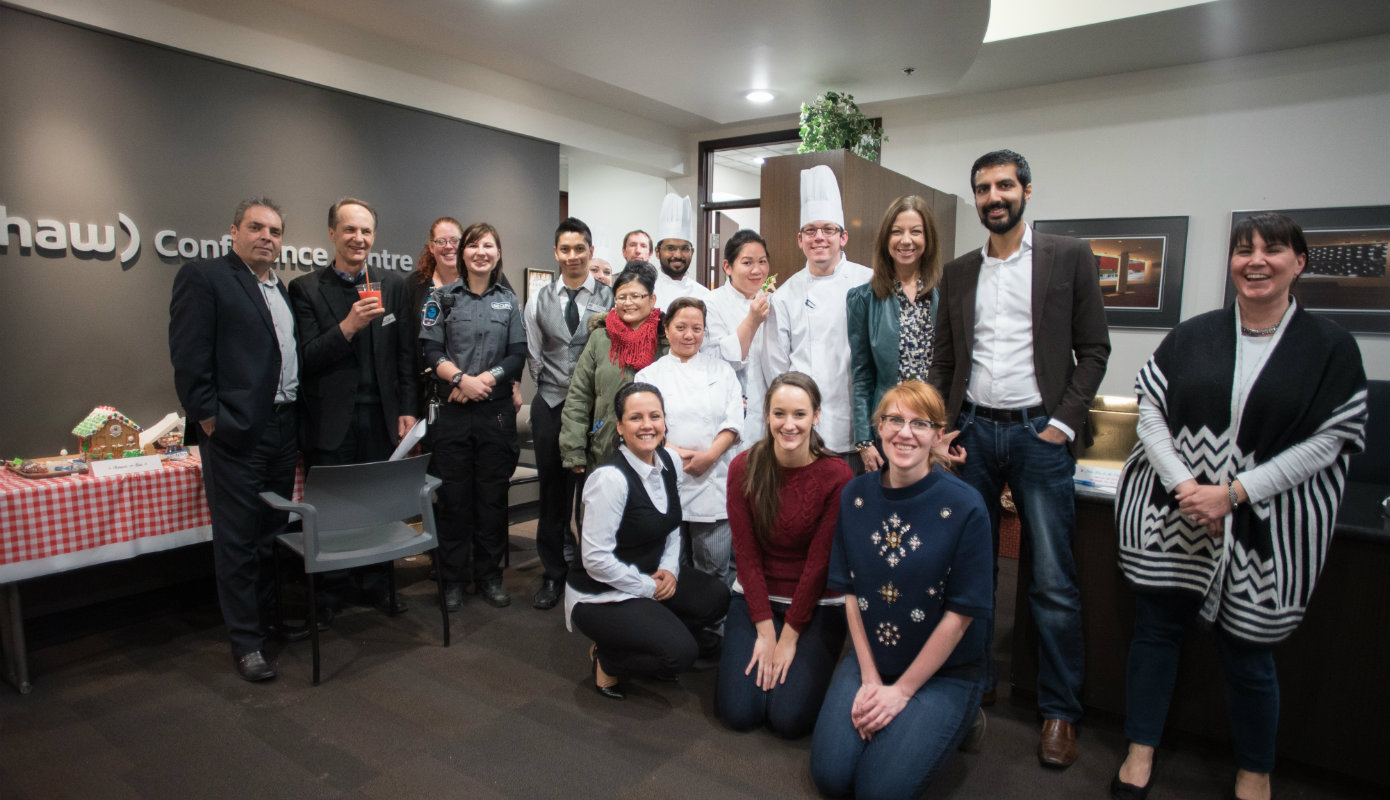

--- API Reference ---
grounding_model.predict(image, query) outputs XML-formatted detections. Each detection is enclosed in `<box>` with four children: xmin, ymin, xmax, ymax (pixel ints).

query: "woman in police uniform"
<box><xmin>420</xmin><ymin>222</ymin><xmax>527</xmax><ymax>611</ymax></box>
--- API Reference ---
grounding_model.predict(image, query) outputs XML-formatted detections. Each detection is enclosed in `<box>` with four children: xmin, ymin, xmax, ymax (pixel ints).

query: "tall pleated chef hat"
<box><xmin>656</xmin><ymin>193</ymin><xmax>694</xmax><ymax>245</ymax></box>
<box><xmin>799</xmin><ymin>165</ymin><xmax>845</xmax><ymax>228</ymax></box>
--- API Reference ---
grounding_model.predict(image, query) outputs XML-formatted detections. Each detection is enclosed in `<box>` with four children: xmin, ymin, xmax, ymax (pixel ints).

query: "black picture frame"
<box><xmin>1034</xmin><ymin>216</ymin><xmax>1188</xmax><ymax>329</ymax></box>
<box><xmin>1226</xmin><ymin>206</ymin><xmax>1389</xmax><ymax>334</ymax></box>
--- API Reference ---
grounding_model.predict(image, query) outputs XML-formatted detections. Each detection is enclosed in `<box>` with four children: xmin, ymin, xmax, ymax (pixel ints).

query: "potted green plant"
<box><xmin>797</xmin><ymin>91</ymin><xmax>886</xmax><ymax>161</ymax></box>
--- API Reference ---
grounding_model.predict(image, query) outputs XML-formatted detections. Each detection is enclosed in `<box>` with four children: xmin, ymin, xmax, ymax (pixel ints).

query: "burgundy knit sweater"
<box><xmin>727</xmin><ymin>451</ymin><xmax>853</xmax><ymax>632</ymax></box>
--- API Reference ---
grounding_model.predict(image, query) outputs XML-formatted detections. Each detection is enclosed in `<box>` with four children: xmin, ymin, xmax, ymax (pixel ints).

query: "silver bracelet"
<box><xmin>1227</xmin><ymin>482</ymin><xmax>1239</xmax><ymax>509</ymax></box>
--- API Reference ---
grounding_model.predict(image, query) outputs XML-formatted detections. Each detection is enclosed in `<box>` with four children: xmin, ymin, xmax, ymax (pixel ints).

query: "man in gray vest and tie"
<box><xmin>523</xmin><ymin>217</ymin><xmax>615</xmax><ymax>610</ymax></box>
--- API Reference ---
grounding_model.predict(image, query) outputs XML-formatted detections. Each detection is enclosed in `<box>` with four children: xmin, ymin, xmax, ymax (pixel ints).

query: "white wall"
<box><xmin>873</xmin><ymin>34</ymin><xmax>1390</xmax><ymax>395</ymax></box>
<box><xmin>565</xmin><ymin>151</ymin><xmax>670</xmax><ymax>265</ymax></box>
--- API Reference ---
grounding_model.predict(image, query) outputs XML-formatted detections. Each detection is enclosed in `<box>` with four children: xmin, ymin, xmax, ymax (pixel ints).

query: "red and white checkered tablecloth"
<box><xmin>0</xmin><ymin>453</ymin><xmax>304</xmax><ymax>582</ymax></box>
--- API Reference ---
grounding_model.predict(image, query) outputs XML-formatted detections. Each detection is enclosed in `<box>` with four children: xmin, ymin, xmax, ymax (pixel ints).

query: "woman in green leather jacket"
<box><xmin>560</xmin><ymin>263</ymin><xmax>670</xmax><ymax>473</ymax></box>
<box><xmin>845</xmin><ymin>195</ymin><xmax>942</xmax><ymax>472</ymax></box>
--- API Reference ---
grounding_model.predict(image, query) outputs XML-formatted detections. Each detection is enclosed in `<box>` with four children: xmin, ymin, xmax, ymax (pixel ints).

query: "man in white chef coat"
<box><xmin>652</xmin><ymin>193</ymin><xmax>710</xmax><ymax>312</ymax></box>
<box><xmin>762</xmin><ymin>165</ymin><xmax>871</xmax><ymax>464</ymax></box>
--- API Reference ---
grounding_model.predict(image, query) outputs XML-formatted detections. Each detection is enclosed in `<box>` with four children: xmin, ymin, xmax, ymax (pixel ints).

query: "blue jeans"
<box><xmin>811</xmin><ymin>655</ymin><xmax>981</xmax><ymax>799</ymax></box>
<box><xmin>956</xmin><ymin>407</ymin><xmax>1084</xmax><ymax>721</ymax></box>
<box><xmin>716</xmin><ymin>594</ymin><xmax>846</xmax><ymax>739</ymax></box>
<box><xmin>1125</xmin><ymin>591</ymin><xmax>1278</xmax><ymax>773</ymax></box>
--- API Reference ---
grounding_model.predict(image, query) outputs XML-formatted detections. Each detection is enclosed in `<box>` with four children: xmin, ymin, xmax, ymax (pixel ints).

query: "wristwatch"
<box><xmin>450</xmin><ymin>372</ymin><xmax>464</xmax><ymax>387</ymax></box>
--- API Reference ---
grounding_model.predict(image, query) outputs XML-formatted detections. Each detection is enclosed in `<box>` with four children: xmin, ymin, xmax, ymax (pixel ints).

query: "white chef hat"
<box><xmin>656</xmin><ymin>193</ymin><xmax>694</xmax><ymax>245</ymax></box>
<box><xmin>799</xmin><ymin>165</ymin><xmax>845</xmax><ymax>228</ymax></box>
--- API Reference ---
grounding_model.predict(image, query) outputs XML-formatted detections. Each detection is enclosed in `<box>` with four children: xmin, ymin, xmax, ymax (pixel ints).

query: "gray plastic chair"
<box><xmin>260</xmin><ymin>454</ymin><xmax>448</xmax><ymax>685</ymax></box>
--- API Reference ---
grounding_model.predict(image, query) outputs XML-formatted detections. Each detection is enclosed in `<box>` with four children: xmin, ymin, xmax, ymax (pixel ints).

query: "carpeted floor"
<box><xmin>0</xmin><ymin>524</ymin><xmax>1375</xmax><ymax>799</ymax></box>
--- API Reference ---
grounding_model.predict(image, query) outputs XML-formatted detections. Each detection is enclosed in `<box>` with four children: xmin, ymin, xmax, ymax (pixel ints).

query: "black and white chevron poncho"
<box><xmin>1115</xmin><ymin>304</ymin><xmax>1367</xmax><ymax>645</ymax></box>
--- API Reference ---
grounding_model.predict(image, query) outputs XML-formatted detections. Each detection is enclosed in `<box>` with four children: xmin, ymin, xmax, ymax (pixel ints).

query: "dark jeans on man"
<box><xmin>304</xmin><ymin>400</ymin><xmax>395</xmax><ymax>607</ymax></box>
<box><xmin>1125</xmin><ymin>591</ymin><xmax>1278</xmax><ymax>773</ymax></box>
<box><xmin>199</xmin><ymin>403</ymin><xmax>299</xmax><ymax>658</ymax></box>
<box><xmin>717</xmin><ymin>594</ymin><xmax>846</xmax><ymax>739</ymax></box>
<box><xmin>570</xmin><ymin>569</ymin><xmax>730</xmax><ymax>680</ymax></box>
<box><xmin>429</xmin><ymin>398</ymin><xmax>519</xmax><ymax>586</ymax></box>
<box><xmin>955</xmin><ymin>404</ymin><xmax>1084</xmax><ymax>722</ymax></box>
<box><xmin>530</xmin><ymin>397</ymin><xmax>581</xmax><ymax>581</ymax></box>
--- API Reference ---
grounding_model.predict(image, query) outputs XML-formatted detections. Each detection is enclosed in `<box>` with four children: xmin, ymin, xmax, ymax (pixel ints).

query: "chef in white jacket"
<box><xmin>652</xmin><ymin>193</ymin><xmax>711</xmax><ymax>313</ymax></box>
<box><xmin>636</xmin><ymin>296</ymin><xmax>742</xmax><ymax>589</ymax></box>
<box><xmin>702</xmin><ymin>228</ymin><xmax>775</xmax><ymax>450</ymax></box>
<box><xmin>761</xmin><ymin>165</ymin><xmax>871</xmax><ymax>460</ymax></box>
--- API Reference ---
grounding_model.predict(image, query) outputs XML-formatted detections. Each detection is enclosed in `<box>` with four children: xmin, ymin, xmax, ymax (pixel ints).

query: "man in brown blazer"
<box><xmin>929</xmin><ymin>150</ymin><xmax>1110</xmax><ymax>769</ymax></box>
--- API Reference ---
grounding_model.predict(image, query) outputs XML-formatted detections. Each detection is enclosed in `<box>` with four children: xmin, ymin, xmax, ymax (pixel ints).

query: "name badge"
<box><xmin>491</xmin><ymin>301</ymin><xmax>512</xmax><ymax>311</ymax></box>
<box><xmin>382</xmin><ymin>313</ymin><xmax>396</xmax><ymax>326</ymax></box>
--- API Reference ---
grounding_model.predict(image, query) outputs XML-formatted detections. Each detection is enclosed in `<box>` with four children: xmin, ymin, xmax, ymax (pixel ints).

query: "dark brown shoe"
<box><xmin>1038</xmin><ymin>718</ymin><xmax>1078</xmax><ymax>768</ymax></box>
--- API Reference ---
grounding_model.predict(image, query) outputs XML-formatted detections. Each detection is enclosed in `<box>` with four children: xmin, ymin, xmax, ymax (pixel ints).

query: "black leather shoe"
<box><xmin>267</xmin><ymin>623</ymin><xmax>311</xmax><ymax>643</ymax></box>
<box><xmin>443</xmin><ymin>583</ymin><xmax>464</xmax><ymax>612</ymax></box>
<box><xmin>235</xmin><ymin>651</ymin><xmax>276</xmax><ymax>682</ymax></box>
<box><xmin>371</xmin><ymin>593</ymin><xmax>409</xmax><ymax>616</ymax></box>
<box><xmin>591</xmin><ymin>645</ymin><xmax>624</xmax><ymax>700</ymax></box>
<box><xmin>479</xmin><ymin>579</ymin><xmax>511</xmax><ymax>608</ymax></box>
<box><xmin>533</xmin><ymin>578</ymin><xmax>561</xmax><ymax>610</ymax></box>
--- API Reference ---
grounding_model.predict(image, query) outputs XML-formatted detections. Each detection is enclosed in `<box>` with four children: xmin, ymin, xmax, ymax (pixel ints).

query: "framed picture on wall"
<box><xmin>1034</xmin><ymin>216</ymin><xmax>1188</xmax><ymax>329</ymax></box>
<box><xmin>525</xmin><ymin>268</ymin><xmax>555</xmax><ymax>305</ymax></box>
<box><xmin>1225</xmin><ymin>206</ymin><xmax>1389</xmax><ymax>334</ymax></box>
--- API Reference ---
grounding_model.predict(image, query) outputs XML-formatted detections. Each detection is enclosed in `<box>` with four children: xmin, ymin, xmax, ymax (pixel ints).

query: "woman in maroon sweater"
<box><xmin>717</xmin><ymin>372</ymin><xmax>854</xmax><ymax>738</ymax></box>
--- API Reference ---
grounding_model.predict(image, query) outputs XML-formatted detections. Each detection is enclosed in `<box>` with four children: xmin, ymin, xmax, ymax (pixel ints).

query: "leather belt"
<box><xmin>966</xmin><ymin>402</ymin><xmax>1046</xmax><ymax>424</ymax></box>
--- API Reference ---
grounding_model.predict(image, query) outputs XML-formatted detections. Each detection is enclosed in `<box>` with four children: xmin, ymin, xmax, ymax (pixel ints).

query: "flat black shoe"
<box><xmin>235</xmin><ymin>651</ymin><xmax>276</xmax><ymax>682</ymax></box>
<box><xmin>1110</xmin><ymin>756</ymin><xmax>1154</xmax><ymax>800</ymax></box>
<box><xmin>590</xmin><ymin>645</ymin><xmax>625</xmax><ymax>700</ymax></box>
<box><xmin>443</xmin><ymin>583</ymin><xmax>464</xmax><ymax>612</ymax></box>
<box><xmin>533</xmin><ymin>578</ymin><xmax>561</xmax><ymax>610</ymax></box>
<box><xmin>479</xmin><ymin>579</ymin><xmax>511</xmax><ymax>608</ymax></box>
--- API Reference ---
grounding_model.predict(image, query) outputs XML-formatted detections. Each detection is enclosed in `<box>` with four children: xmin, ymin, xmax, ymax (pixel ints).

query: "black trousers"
<box><xmin>198</xmin><ymin>404</ymin><xmax>299</xmax><ymax>658</ymax></box>
<box><xmin>571</xmin><ymin>569</ymin><xmax>731</xmax><ymax>680</ymax></box>
<box><xmin>530</xmin><ymin>397</ymin><xmax>582</xmax><ymax>581</ymax></box>
<box><xmin>429</xmin><ymin>398</ymin><xmax>519</xmax><ymax>585</ymax></box>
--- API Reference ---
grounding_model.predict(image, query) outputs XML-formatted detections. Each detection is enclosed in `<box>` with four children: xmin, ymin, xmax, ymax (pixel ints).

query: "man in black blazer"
<box><xmin>929</xmin><ymin>150</ymin><xmax>1110</xmax><ymax>768</ymax></box>
<box><xmin>170</xmin><ymin>198</ymin><xmax>301</xmax><ymax>682</ymax></box>
<box><xmin>288</xmin><ymin>198</ymin><xmax>418</xmax><ymax>615</ymax></box>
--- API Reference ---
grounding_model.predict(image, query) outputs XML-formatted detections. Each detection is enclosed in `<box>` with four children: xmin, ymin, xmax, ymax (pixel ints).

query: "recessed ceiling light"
<box><xmin>751</xmin><ymin>157</ymin><xmax>766</xmax><ymax>165</ymax></box>
<box><xmin>745</xmin><ymin>90</ymin><xmax>775</xmax><ymax>103</ymax></box>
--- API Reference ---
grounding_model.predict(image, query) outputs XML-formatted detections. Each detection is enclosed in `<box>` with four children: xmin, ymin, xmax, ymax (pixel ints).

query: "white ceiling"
<box><xmin>116</xmin><ymin>0</ymin><xmax>1390</xmax><ymax>130</ymax></box>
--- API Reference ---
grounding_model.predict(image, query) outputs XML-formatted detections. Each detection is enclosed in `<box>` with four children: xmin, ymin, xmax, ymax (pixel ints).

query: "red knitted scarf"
<box><xmin>605</xmin><ymin>308</ymin><xmax>661</xmax><ymax>372</ymax></box>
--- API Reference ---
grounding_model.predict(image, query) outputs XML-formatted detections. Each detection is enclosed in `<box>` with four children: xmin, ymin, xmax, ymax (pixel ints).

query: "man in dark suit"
<box><xmin>170</xmin><ymin>198</ymin><xmax>301</xmax><ymax>682</ymax></box>
<box><xmin>288</xmin><ymin>197</ymin><xmax>418</xmax><ymax>617</ymax></box>
<box><xmin>929</xmin><ymin>150</ymin><xmax>1110</xmax><ymax>768</ymax></box>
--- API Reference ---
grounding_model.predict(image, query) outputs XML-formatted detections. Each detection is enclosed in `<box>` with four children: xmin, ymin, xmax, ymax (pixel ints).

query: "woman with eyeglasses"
<box><xmin>846</xmin><ymin>196</ymin><xmax>943</xmax><ymax>473</ymax></box>
<box><xmin>566</xmin><ymin>382</ymin><xmax>731</xmax><ymax>700</ymax></box>
<box><xmin>717</xmin><ymin>372</ymin><xmax>854</xmax><ymax>739</ymax></box>
<box><xmin>811</xmin><ymin>380</ymin><xmax>992</xmax><ymax>799</ymax></box>
<box><xmin>560</xmin><ymin>262</ymin><xmax>669</xmax><ymax>474</ymax></box>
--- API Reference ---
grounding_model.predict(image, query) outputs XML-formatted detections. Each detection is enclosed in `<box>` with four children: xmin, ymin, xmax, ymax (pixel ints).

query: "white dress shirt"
<box><xmin>762</xmin><ymin>257</ymin><xmax>872</xmax><ymax>453</ymax></box>
<box><xmin>564</xmin><ymin>445</ymin><xmax>684</xmax><ymax>630</ymax></box>
<box><xmin>654</xmin><ymin>270</ymin><xmax>711</xmax><ymax>313</ymax></box>
<box><xmin>702</xmin><ymin>282</ymin><xmax>770</xmax><ymax>449</ymax></box>
<box><xmin>635</xmin><ymin>351</ymin><xmax>743</xmax><ymax>521</ymax></box>
<box><xmin>254</xmin><ymin>270</ymin><xmax>299</xmax><ymax>404</ymax></box>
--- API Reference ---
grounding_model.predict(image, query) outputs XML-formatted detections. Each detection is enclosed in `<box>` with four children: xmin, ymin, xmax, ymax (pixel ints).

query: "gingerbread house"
<box><xmin>72</xmin><ymin>406</ymin><xmax>144</xmax><ymax>460</ymax></box>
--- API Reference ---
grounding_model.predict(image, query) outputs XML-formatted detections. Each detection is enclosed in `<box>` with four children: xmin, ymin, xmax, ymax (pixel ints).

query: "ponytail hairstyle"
<box><xmin>742</xmin><ymin>372</ymin><xmax>827</xmax><ymax>550</ymax></box>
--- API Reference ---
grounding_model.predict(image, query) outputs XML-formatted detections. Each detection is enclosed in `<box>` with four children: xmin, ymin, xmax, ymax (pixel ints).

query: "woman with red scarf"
<box><xmin>560</xmin><ymin>262</ymin><xmax>669</xmax><ymax>473</ymax></box>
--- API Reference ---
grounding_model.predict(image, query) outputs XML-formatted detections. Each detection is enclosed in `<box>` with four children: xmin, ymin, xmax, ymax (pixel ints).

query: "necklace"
<box><xmin>1240</xmin><ymin>324</ymin><xmax>1278</xmax><ymax>337</ymax></box>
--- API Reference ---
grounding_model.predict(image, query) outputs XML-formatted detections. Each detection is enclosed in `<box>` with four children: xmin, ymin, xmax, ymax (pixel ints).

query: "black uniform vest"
<box><xmin>567</xmin><ymin>447</ymin><xmax>681</xmax><ymax>595</ymax></box>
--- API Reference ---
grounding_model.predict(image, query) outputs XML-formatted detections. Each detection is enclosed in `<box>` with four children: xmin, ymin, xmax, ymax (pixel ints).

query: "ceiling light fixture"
<box><xmin>745</xmin><ymin>90</ymin><xmax>775</xmax><ymax>103</ymax></box>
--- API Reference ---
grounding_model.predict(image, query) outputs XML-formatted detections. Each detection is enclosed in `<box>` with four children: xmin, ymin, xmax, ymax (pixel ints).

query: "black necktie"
<box><xmin>564</xmin><ymin>288</ymin><xmax>580</xmax><ymax>335</ymax></box>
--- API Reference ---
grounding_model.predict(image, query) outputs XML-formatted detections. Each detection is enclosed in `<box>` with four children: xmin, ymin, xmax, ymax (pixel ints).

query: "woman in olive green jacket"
<box><xmin>846</xmin><ymin>196</ymin><xmax>942</xmax><ymax>472</ymax></box>
<box><xmin>560</xmin><ymin>264</ymin><xmax>669</xmax><ymax>472</ymax></box>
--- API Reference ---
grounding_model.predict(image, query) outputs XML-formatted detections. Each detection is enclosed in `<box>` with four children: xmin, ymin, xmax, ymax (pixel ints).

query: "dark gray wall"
<box><xmin>0</xmin><ymin>6</ymin><xmax>558</xmax><ymax>457</ymax></box>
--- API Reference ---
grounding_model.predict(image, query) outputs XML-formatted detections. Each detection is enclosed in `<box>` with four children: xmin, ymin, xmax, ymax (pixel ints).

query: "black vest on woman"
<box><xmin>567</xmin><ymin>447</ymin><xmax>681</xmax><ymax>595</ymax></box>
